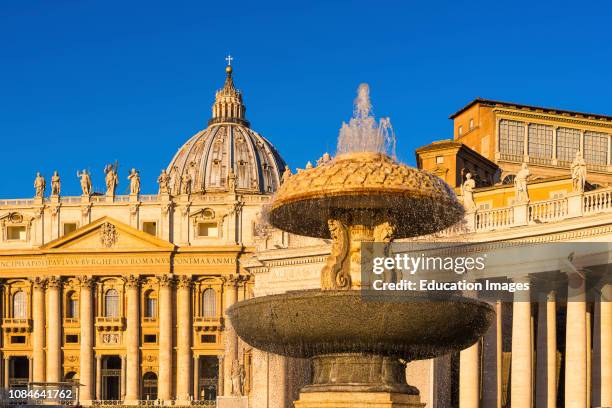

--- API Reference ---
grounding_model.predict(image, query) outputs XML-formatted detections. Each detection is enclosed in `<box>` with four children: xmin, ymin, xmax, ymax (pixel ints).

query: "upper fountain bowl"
<box><xmin>269</xmin><ymin>152</ymin><xmax>464</xmax><ymax>239</ymax></box>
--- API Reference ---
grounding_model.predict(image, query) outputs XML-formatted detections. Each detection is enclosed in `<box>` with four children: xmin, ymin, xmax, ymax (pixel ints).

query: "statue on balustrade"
<box><xmin>461</xmin><ymin>172</ymin><xmax>476</xmax><ymax>212</ymax></box>
<box><xmin>104</xmin><ymin>162</ymin><xmax>119</xmax><ymax>196</ymax></box>
<box><xmin>34</xmin><ymin>172</ymin><xmax>46</xmax><ymax>198</ymax></box>
<box><xmin>77</xmin><ymin>169</ymin><xmax>92</xmax><ymax>196</ymax></box>
<box><xmin>51</xmin><ymin>171</ymin><xmax>61</xmax><ymax>196</ymax></box>
<box><xmin>571</xmin><ymin>151</ymin><xmax>587</xmax><ymax>193</ymax></box>
<box><xmin>128</xmin><ymin>168</ymin><xmax>140</xmax><ymax>195</ymax></box>
<box><xmin>157</xmin><ymin>169</ymin><xmax>170</xmax><ymax>194</ymax></box>
<box><xmin>514</xmin><ymin>162</ymin><xmax>531</xmax><ymax>203</ymax></box>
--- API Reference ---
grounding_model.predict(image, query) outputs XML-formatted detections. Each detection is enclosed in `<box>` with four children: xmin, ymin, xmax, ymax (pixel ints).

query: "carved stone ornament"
<box><xmin>78</xmin><ymin>275</ymin><xmax>95</xmax><ymax>288</ymax></box>
<box><xmin>9</xmin><ymin>212</ymin><xmax>23</xmax><ymax>223</ymax></box>
<box><xmin>321</xmin><ymin>218</ymin><xmax>351</xmax><ymax>290</ymax></box>
<box><xmin>129</xmin><ymin>203</ymin><xmax>140</xmax><ymax>215</ymax></box>
<box><xmin>124</xmin><ymin>275</ymin><xmax>140</xmax><ymax>289</ymax></box>
<box><xmin>102</xmin><ymin>333</ymin><xmax>121</xmax><ymax>344</ymax></box>
<box><xmin>100</xmin><ymin>222</ymin><xmax>119</xmax><ymax>248</ymax></box>
<box><xmin>81</xmin><ymin>204</ymin><xmax>92</xmax><ymax>217</ymax></box>
<box><xmin>30</xmin><ymin>277</ymin><xmax>47</xmax><ymax>290</ymax></box>
<box><xmin>50</xmin><ymin>205</ymin><xmax>61</xmax><ymax>217</ymax></box>
<box><xmin>158</xmin><ymin>274</ymin><xmax>175</xmax><ymax>288</ymax></box>
<box><xmin>161</xmin><ymin>202</ymin><xmax>173</xmax><ymax>216</ymax></box>
<box><xmin>176</xmin><ymin>275</ymin><xmax>192</xmax><ymax>289</ymax></box>
<box><xmin>46</xmin><ymin>276</ymin><xmax>62</xmax><ymax>289</ymax></box>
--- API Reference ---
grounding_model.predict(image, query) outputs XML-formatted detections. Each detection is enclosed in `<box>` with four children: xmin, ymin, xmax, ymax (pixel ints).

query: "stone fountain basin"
<box><xmin>227</xmin><ymin>289</ymin><xmax>494</xmax><ymax>360</ymax></box>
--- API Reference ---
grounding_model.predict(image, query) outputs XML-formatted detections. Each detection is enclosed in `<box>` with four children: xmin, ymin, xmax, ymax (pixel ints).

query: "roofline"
<box><xmin>449</xmin><ymin>98</ymin><xmax>612</xmax><ymax>121</ymax></box>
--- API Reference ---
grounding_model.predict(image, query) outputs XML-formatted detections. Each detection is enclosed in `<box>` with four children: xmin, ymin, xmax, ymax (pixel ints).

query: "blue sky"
<box><xmin>1</xmin><ymin>0</ymin><xmax>611</xmax><ymax>197</ymax></box>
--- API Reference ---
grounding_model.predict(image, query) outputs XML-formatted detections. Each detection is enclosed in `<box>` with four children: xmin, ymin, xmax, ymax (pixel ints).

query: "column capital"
<box><xmin>78</xmin><ymin>275</ymin><xmax>95</xmax><ymax>288</ymax></box>
<box><xmin>158</xmin><ymin>274</ymin><xmax>175</xmax><ymax>288</ymax></box>
<box><xmin>30</xmin><ymin>277</ymin><xmax>47</xmax><ymax>290</ymax></box>
<box><xmin>124</xmin><ymin>275</ymin><xmax>140</xmax><ymax>289</ymax></box>
<box><xmin>176</xmin><ymin>275</ymin><xmax>192</xmax><ymax>289</ymax></box>
<box><xmin>46</xmin><ymin>275</ymin><xmax>62</xmax><ymax>289</ymax></box>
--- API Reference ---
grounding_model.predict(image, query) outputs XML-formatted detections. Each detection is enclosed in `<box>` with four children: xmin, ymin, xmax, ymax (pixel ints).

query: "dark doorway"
<box><xmin>9</xmin><ymin>356</ymin><xmax>29</xmax><ymax>387</ymax></box>
<box><xmin>142</xmin><ymin>372</ymin><xmax>158</xmax><ymax>400</ymax></box>
<box><xmin>101</xmin><ymin>356</ymin><xmax>121</xmax><ymax>400</ymax></box>
<box><xmin>198</xmin><ymin>356</ymin><xmax>218</xmax><ymax>401</ymax></box>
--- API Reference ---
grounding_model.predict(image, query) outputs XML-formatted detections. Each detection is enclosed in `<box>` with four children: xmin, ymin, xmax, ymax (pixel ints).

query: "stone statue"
<box><xmin>230</xmin><ymin>360</ymin><xmax>245</xmax><ymax>396</ymax></box>
<box><xmin>104</xmin><ymin>163</ymin><xmax>119</xmax><ymax>196</ymax></box>
<box><xmin>51</xmin><ymin>171</ymin><xmax>61</xmax><ymax>196</ymax></box>
<box><xmin>127</xmin><ymin>168</ymin><xmax>140</xmax><ymax>195</ymax></box>
<box><xmin>228</xmin><ymin>168</ymin><xmax>237</xmax><ymax>192</ymax></box>
<box><xmin>281</xmin><ymin>165</ymin><xmax>292</xmax><ymax>184</ymax></box>
<box><xmin>514</xmin><ymin>162</ymin><xmax>531</xmax><ymax>203</ymax></box>
<box><xmin>157</xmin><ymin>169</ymin><xmax>170</xmax><ymax>194</ymax></box>
<box><xmin>571</xmin><ymin>151</ymin><xmax>587</xmax><ymax>192</ymax></box>
<box><xmin>181</xmin><ymin>172</ymin><xmax>192</xmax><ymax>195</ymax></box>
<box><xmin>77</xmin><ymin>169</ymin><xmax>92</xmax><ymax>196</ymax></box>
<box><xmin>461</xmin><ymin>172</ymin><xmax>476</xmax><ymax>212</ymax></box>
<box><xmin>34</xmin><ymin>172</ymin><xmax>46</xmax><ymax>198</ymax></box>
<box><xmin>305</xmin><ymin>161</ymin><xmax>313</xmax><ymax>169</ymax></box>
<box><xmin>317</xmin><ymin>152</ymin><xmax>332</xmax><ymax>166</ymax></box>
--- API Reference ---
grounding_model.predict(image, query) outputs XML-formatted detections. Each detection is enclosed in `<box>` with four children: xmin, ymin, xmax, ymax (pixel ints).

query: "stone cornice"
<box><xmin>494</xmin><ymin>108</ymin><xmax>612</xmax><ymax>130</ymax></box>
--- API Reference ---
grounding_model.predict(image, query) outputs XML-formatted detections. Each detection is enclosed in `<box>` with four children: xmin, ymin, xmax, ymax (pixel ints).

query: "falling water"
<box><xmin>336</xmin><ymin>83</ymin><xmax>396</xmax><ymax>157</ymax></box>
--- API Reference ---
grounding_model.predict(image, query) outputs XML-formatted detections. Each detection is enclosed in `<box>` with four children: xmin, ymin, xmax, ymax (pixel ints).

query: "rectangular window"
<box><xmin>143</xmin><ymin>334</ymin><xmax>157</xmax><ymax>343</ymax></box>
<box><xmin>556</xmin><ymin>127</ymin><xmax>580</xmax><ymax>162</ymax></box>
<box><xmin>458</xmin><ymin>126</ymin><xmax>463</xmax><ymax>136</ymax></box>
<box><xmin>435</xmin><ymin>156</ymin><xmax>444</xmax><ymax>164</ymax></box>
<box><xmin>584</xmin><ymin>131</ymin><xmax>608</xmax><ymax>165</ymax></box>
<box><xmin>11</xmin><ymin>336</ymin><xmax>26</xmax><ymax>344</ymax></box>
<box><xmin>142</xmin><ymin>221</ymin><xmax>157</xmax><ymax>236</ymax></box>
<box><xmin>469</xmin><ymin>118</ymin><xmax>474</xmax><ymax>130</ymax></box>
<box><xmin>499</xmin><ymin>120</ymin><xmax>525</xmax><ymax>158</ymax></box>
<box><xmin>65</xmin><ymin>334</ymin><xmax>79</xmax><ymax>343</ymax></box>
<box><xmin>201</xmin><ymin>334</ymin><xmax>216</xmax><ymax>343</ymax></box>
<box><xmin>528</xmin><ymin>124</ymin><xmax>553</xmax><ymax>158</ymax></box>
<box><xmin>6</xmin><ymin>226</ymin><xmax>26</xmax><ymax>241</ymax></box>
<box><xmin>63</xmin><ymin>223</ymin><xmax>78</xmax><ymax>236</ymax></box>
<box><xmin>197</xmin><ymin>222</ymin><xmax>218</xmax><ymax>237</ymax></box>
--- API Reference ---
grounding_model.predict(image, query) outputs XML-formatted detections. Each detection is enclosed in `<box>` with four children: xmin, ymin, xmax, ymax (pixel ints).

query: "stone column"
<box><xmin>482</xmin><ymin>301</ymin><xmax>502</xmax><ymax>408</ymax></box>
<box><xmin>218</xmin><ymin>355</ymin><xmax>225</xmax><ymax>398</ymax></box>
<box><xmin>193</xmin><ymin>356</ymin><xmax>199</xmax><ymax>400</ymax></box>
<box><xmin>96</xmin><ymin>355</ymin><xmax>102</xmax><ymax>400</ymax></box>
<box><xmin>565</xmin><ymin>274</ymin><xmax>587</xmax><ymax>408</ymax></box>
<box><xmin>523</xmin><ymin>122</ymin><xmax>529</xmax><ymax>160</ymax></box>
<box><xmin>31</xmin><ymin>278</ymin><xmax>46</xmax><ymax>382</ymax></box>
<box><xmin>125</xmin><ymin>276</ymin><xmax>140</xmax><ymax>402</ymax></box>
<box><xmin>459</xmin><ymin>342</ymin><xmax>480</xmax><ymax>408</ymax></box>
<box><xmin>158</xmin><ymin>275</ymin><xmax>174</xmax><ymax>401</ymax></box>
<box><xmin>536</xmin><ymin>291</ymin><xmax>557</xmax><ymax>408</ymax></box>
<box><xmin>223</xmin><ymin>277</ymin><xmax>239</xmax><ymax>396</ymax></box>
<box><xmin>176</xmin><ymin>276</ymin><xmax>192</xmax><ymax>401</ymax></box>
<box><xmin>79</xmin><ymin>276</ymin><xmax>94</xmax><ymax>401</ymax></box>
<box><xmin>121</xmin><ymin>355</ymin><xmax>127</xmax><ymax>400</ymax></box>
<box><xmin>28</xmin><ymin>357</ymin><xmax>33</xmax><ymax>382</ymax></box>
<box><xmin>511</xmin><ymin>284</ymin><xmax>532</xmax><ymax>408</ymax></box>
<box><xmin>3</xmin><ymin>356</ymin><xmax>9</xmax><ymax>388</ymax></box>
<box><xmin>46</xmin><ymin>276</ymin><xmax>62</xmax><ymax>383</ymax></box>
<box><xmin>593</xmin><ymin>284</ymin><xmax>611</xmax><ymax>408</ymax></box>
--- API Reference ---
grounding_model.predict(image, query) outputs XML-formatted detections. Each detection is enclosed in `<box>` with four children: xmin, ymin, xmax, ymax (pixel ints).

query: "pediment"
<box><xmin>41</xmin><ymin>216</ymin><xmax>175</xmax><ymax>252</ymax></box>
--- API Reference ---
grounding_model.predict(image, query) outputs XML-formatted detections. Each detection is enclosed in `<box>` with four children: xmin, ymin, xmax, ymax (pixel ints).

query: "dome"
<box><xmin>166</xmin><ymin>64</ymin><xmax>286</xmax><ymax>195</ymax></box>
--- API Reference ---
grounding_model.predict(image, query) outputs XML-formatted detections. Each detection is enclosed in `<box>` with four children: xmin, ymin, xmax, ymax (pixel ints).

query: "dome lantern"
<box><xmin>208</xmin><ymin>60</ymin><xmax>249</xmax><ymax>127</ymax></box>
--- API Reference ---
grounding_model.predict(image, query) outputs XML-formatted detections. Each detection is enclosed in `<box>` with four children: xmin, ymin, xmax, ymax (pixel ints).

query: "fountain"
<box><xmin>228</xmin><ymin>84</ymin><xmax>494</xmax><ymax>407</ymax></box>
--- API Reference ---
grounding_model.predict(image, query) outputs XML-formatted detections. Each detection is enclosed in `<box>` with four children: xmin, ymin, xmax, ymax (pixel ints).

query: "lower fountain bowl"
<box><xmin>227</xmin><ymin>289</ymin><xmax>494</xmax><ymax>360</ymax></box>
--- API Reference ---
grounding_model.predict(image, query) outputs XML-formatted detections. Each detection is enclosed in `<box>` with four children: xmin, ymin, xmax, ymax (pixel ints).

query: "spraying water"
<box><xmin>336</xmin><ymin>83</ymin><xmax>396</xmax><ymax>158</ymax></box>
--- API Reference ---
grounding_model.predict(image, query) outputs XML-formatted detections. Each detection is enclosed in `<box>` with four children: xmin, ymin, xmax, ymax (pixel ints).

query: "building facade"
<box><xmin>0</xmin><ymin>65</ymin><xmax>284</xmax><ymax>404</ymax></box>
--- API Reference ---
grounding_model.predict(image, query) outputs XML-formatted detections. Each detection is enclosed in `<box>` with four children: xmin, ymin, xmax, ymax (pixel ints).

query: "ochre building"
<box><xmin>0</xmin><ymin>65</ymin><xmax>284</xmax><ymax>404</ymax></box>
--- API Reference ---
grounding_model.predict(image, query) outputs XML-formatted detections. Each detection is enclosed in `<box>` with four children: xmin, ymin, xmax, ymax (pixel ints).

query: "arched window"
<box><xmin>13</xmin><ymin>291</ymin><xmax>27</xmax><ymax>319</ymax></box>
<box><xmin>142</xmin><ymin>372</ymin><xmax>158</xmax><ymax>400</ymax></box>
<box><xmin>144</xmin><ymin>291</ymin><xmax>157</xmax><ymax>318</ymax></box>
<box><xmin>104</xmin><ymin>289</ymin><xmax>120</xmax><ymax>317</ymax></box>
<box><xmin>66</xmin><ymin>291</ymin><xmax>79</xmax><ymax>319</ymax></box>
<box><xmin>201</xmin><ymin>288</ymin><xmax>216</xmax><ymax>318</ymax></box>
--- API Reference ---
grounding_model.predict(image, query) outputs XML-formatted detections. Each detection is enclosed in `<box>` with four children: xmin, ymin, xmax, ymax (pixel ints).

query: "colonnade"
<box><xmin>0</xmin><ymin>274</ymin><xmax>244</xmax><ymax>404</ymax></box>
<box><xmin>458</xmin><ymin>282</ymin><xmax>611</xmax><ymax>407</ymax></box>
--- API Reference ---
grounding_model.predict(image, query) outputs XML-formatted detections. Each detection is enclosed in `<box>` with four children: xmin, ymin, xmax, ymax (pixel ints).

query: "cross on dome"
<box><xmin>225</xmin><ymin>54</ymin><xmax>233</xmax><ymax>66</ymax></box>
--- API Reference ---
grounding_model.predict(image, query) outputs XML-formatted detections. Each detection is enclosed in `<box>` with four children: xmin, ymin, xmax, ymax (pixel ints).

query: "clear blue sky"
<box><xmin>1</xmin><ymin>0</ymin><xmax>611</xmax><ymax>197</ymax></box>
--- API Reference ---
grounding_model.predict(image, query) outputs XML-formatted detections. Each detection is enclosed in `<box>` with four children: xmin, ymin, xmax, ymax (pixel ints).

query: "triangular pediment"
<box><xmin>41</xmin><ymin>216</ymin><xmax>175</xmax><ymax>252</ymax></box>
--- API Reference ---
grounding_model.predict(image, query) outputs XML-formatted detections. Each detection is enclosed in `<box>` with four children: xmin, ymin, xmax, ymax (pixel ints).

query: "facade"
<box><xmin>0</xmin><ymin>65</ymin><xmax>284</xmax><ymax>404</ymax></box>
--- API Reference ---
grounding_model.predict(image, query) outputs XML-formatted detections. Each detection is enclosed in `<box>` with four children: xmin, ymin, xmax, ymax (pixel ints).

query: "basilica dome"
<box><xmin>166</xmin><ymin>65</ymin><xmax>286</xmax><ymax>195</ymax></box>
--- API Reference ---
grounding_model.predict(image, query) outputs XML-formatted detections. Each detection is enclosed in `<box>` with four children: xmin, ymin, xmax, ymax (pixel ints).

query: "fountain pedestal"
<box><xmin>294</xmin><ymin>391</ymin><xmax>424</xmax><ymax>408</ymax></box>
